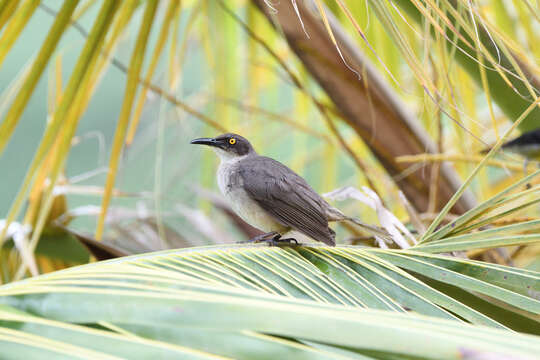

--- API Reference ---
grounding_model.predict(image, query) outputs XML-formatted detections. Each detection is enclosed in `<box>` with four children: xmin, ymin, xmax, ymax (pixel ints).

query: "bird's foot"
<box><xmin>268</xmin><ymin>235</ymin><xmax>300</xmax><ymax>247</ymax></box>
<box><xmin>237</xmin><ymin>231</ymin><xmax>279</xmax><ymax>244</ymax></box>
<box><xmin>237</xmin><ymin>232</ymin><xmax>301</xmax><ymax>247</ymax></box>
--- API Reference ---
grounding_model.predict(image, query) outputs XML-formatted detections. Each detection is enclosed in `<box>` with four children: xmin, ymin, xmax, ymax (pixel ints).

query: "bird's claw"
<box><xmin>237</xmin><ymin>233</ymin><xmax>301</xmax><ymax>247</ymax></box>
<box><xmin>268</xmin><ymin>236</ymin><xmax>300</xmax><ymax>247</ymax></box>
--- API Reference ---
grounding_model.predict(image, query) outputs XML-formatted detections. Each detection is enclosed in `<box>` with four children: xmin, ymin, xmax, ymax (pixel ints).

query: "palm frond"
<box><xmin>0</xmin><ymin>245</ymin><xmax>539</xmax><ymax>358</ymax></box>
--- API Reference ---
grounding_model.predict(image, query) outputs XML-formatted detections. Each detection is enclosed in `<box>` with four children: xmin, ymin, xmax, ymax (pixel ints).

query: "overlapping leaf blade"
<box><xmin>1</xmin><ymin>245</ymin><xmax>539</xmax><ymax>359</ymax></box>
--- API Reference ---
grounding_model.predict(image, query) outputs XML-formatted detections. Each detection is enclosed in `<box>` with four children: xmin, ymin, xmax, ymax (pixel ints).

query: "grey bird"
<box><xmin>191</xmin><ymin>133</ymin><xmax>387</xmax><ymax>246</ymax></box>
<box><xmin>498</xmin><ymin>128</ymin><xmax>540</xmax><ymax>160</ymax></box>
<box><xmin>482</xmin><ymin>128</ymin><xmax>540</xmax><ymax>160</ymax></box>
<box><xmin>481</xmin><ymin>128</ymin><xmax>540</xmax><ymax>175</ymax></box>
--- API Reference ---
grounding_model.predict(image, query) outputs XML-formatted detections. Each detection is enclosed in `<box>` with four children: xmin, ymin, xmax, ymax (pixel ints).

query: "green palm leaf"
<box><xmin>1</xmin><ymin>245</ymin><xmax>539</xmax><ymax>359</ymax></box>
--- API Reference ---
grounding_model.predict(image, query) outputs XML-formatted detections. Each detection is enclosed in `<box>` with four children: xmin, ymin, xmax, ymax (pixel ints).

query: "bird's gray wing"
<box><xmin>239</xmin><ymin>156</ymin><xmax>335</xmax><ymax>246</ymax></box>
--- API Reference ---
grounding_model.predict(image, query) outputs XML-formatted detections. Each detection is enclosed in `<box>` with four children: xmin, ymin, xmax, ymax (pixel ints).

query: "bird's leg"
<box><xmin>268</xmin><ymin>234</ymin><xmax>300</xmax><ymax>247</ymax></box>
<box><xmin>524</xmin><ymin>159</ymin><xmax>532</xmax><ymax>189</ymax></box>
<box><xmin>238</xmin><ymin>231</ymin><xmax>279</xmax><ymax>244</ymax></box>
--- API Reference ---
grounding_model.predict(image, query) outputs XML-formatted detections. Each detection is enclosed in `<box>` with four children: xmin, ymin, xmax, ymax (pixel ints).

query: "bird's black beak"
<box><xmin>190</xmin><ymin>137</ymin><xmax>226</xmax><ymax>149</ymax></box>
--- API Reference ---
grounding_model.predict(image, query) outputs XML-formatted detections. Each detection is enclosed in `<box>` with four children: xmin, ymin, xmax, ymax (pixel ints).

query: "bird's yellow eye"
<box><xmin>229</xmin><ymin>138</ymin><xmax>236</xmax><ymax>145</ymax></box>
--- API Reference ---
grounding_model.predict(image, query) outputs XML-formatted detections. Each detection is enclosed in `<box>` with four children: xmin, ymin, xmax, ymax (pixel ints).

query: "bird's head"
<box><xmin>190</xmin><ymin>133</ymin><xmax>255</xmax><ymax>160</ymax></box>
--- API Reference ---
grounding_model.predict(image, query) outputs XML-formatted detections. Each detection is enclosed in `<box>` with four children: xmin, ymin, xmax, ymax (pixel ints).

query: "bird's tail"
<box><xmin>344</xmin><ymin>216</ymin><xmax>392</xmax><ymax>241</ymax></box>
<box><xmin>325</xmin><ymin>206</ymin><xmax>392</xmax><ymax>242</ymax></box>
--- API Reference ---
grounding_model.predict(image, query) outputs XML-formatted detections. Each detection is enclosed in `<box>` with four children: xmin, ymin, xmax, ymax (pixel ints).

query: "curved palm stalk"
<box><xmin>252</xmin><ymin>0</ymin><xmax>475</xmax><ymax>214</ymax></box>
<box><xmin>0</xmin><ymin>0</ymin><xmax>21</xmax><ymax>31</ymax></box>
<box><xmin>0</xmin><ymin>245</ymin><xmax>538</xmax><ymax>359</ymax></box>
<box><xmin>95</xmin><ymin>0</ymin><xmax>159</xmax><ymax>240</ymax></box>
<box><xmin>0</xmin><ymin>0</ymin><xmax>40</xmax><ymax>68</ymax></box>
<box><xmin>125</xmin><ymin>0</ymin><xmax>181</xmax><ymax>145</ymax></box>
<box><xmin>3</xmin><ymin>0</ymin><xmax>124</xmax><ymax>280</ymax></box>
<box><xmin>0</xmin><ymin>0</ymin><xmax>80</xmax><ymax>154</ymax></box>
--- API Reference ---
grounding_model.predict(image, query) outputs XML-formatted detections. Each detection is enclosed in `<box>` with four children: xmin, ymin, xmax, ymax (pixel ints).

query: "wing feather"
<box><xmin>239</xmin><ymin>156</ymin><xmax>335</xmax><ymax>245</ymax></box>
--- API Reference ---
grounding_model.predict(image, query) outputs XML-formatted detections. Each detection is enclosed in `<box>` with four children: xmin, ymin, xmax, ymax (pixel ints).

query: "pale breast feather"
<box><xmin>217</xmin><ymin>155</ymin><xmax>286</xmax><ymax>233</ymax></box>
<box><xmin>217</xmin><ymin>155</ymin><xmax>244</xmax><ymax>195</ymax></box>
